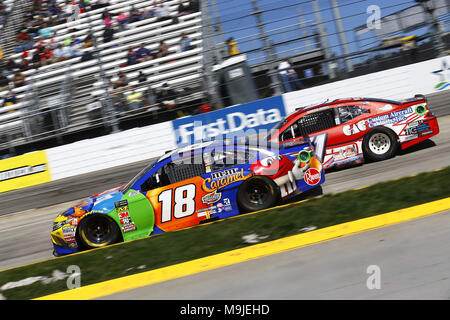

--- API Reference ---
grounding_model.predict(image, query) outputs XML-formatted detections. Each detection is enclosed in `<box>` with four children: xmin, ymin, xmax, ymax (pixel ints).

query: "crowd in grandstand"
<box><xmin>0</xmin><ymin>1</ymin><xmax>7</xmax><ymax>28</ymax></box>
<box><xmin>0</xmin><ymin>0</ymin><xmax>201</xmax><ymax>115</ymax></box>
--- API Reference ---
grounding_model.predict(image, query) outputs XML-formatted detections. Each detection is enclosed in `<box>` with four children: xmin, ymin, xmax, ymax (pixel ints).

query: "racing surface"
<box><xmin>101</xmin><ymin>209</ymin><xmax>450</xmax><ymax>300</ymax></box>
<box><xmin>0</xmin><ymin>114</ymin><xmax>449</xmax><ymax>272</ymax></box>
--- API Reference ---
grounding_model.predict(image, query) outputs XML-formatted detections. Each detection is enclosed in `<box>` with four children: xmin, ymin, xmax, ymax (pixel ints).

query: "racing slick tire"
<box><xmin>77</xmin><ymin>214</ymin><xmax>121</xmax><ymax>250</ymax></box>
<box><xmin>237</xmin><ymin>175</ymin><xmax>280</xmax><ymax>213</ymax></box>
<box><xmin>362</xmin><ymin>127</ymin><xmax>399</xmax><ymax>162</ymax></box>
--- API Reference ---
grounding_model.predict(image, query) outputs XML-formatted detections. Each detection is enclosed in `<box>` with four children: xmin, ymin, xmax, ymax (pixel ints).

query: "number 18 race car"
<box><xmin>51</xmin><ymin>139</ymin><xmax>324</xmax><ymax>256</ymax></box>
<box><xmin>267</xmin><ymin>95</ymin><xmax>439</xmax><ymax>169</ymax></box>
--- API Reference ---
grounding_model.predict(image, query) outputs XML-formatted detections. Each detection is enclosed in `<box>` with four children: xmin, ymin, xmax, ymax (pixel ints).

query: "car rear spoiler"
<box><xmin>401</xmin><ymin>94</ymin><xmax>427</xmax><ymax>104</ymax></box>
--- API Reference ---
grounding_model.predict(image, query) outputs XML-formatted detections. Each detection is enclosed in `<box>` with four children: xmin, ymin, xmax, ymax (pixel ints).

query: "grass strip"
<box><xmin>1</xmin><ymin>166</ymin><xmax>449</xmax><ymax>300</ymax></box>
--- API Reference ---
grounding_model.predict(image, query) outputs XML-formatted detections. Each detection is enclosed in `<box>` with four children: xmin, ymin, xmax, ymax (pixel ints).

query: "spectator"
<box><xmin>0</xmin><ymin>71</ymin><xmax>9</xmax><ymax>92</ymax></box>
<box><xmin>46</xmin><ymin>34</ymin><xmax>59</xmax><ymax>50</ymax></box>
<box><xmin>154</xmin><ymin>1</ymin><xmax>172</xmax><ymax>22</ymax></box>
<box><xmin>226</xmin><ymin>37</ymin><xmax>239</xmax><ymax>56</ymax></box>
<box><xmin>126</xmin><ymin>47</ymin><xmax>137</xmax><ymax>66</ymax></box>
<box><xmin>141</xmin><ymin>5</ymin><xmax>155</xmax><ymax>19</ymax></box>
<box><xmin>18</xmin><ymin>55</ymin><xmax>30</xmax><ymax>71</ymax></box>
<box><xmin>62</xmin><ymin>0</ymin><xmax>74</xmax><ymax>18</ymax></box>
<box><xmin>114</xmin><ymin>71</ymin><xmax>129</xmax><ymax>88</ymax></box>
<box><xmin>116</xmin><ymin>11</ymin><xmax>128</xmax><ymax>31</ymax></box>
<box><xmin>156</xmin><ymin>40</ymin><xmax>169</xmax><ymax>58</ymax></box>
<box><xmin>143</xmin><ymin>83</ymin><xmax>157</xmax><ymax>108</ymax></box>
<box><xmin>186</xmin><ymin>0</ymin><xmax>199</xmax><ymax>13</ymax></box>
<box><xmin>110</xmin><ymin>88</ymin><xmax>126</xmax><ymax>113</ymax></box>
<box><xmin>128</xmin><ymin>5</ymin><xmax>141</xmax><ymax>24</ymax></box>
<box><xmin>278</xmin><ymin>58</ymin><xmax>303</xmax><ymax>93</ymax></box>
<box><xmin>69</xmin><ymin>39</ymin><xmax>84</xmax><ymax>57</ymax></box>
<box><xmin>4</xmin><ymin>58</ymin><xmax>20</xmax><ymax>77</ymax></box>
<box><xmin>103</xmin><ymin>13</ymin><xmax>112</xmax><ymax>27</ymax></box>
<box><xmin>40</xmin><ymin>46</ymin><xmax>55</xmax><ymax>66</ymax></box>
<box><xmin>180</xmin><ymin>33</ymin><xmax>194</xmax><ymax>52</ymax></box>
<box><xmin>12</xmin><ymin>71</ymin><xmax>26</xmax><ymax>88</ymax></box>
<box><xmin>177</xmin><ymin>0</ymin><xmax>190</xmax><ymax>16</ymax></box>
<box><xmin>101</xmin><ymin>8</ymin><xmax>111</xmax><ymax>20</ymax></box>
<box><xmin>103</xmin><ymin>24</ymin><xmax>115</xmax><ymax>43</ymax></box>
<box><xmin>137</xmin><ymin>71</ymin><xmax>147</xmax><ymax>83</ymax></box>
<box><xmin>135</xmin><ymin>43</ymin><xmax>154</xmax><ymax>62</ymax></box>
<box><xmin>157</xmin><ymin>82</ymin><xmax>181</xmax><ymax>117</ymax></box>
<box><xmin>2</xmin><ymin>88</ymin><xmax>17</xmax><ymax>108</ymax></box>
<box><xmin>38</xmin><ymin>22</ymin><xmax>53</xmax><ymax>39</ymax></box>
<box><xmin>54</xmin><ymin>44</ymin><xmax>67</xmax><ymax>61</ymax></box>
<box><xmin>94</xmin><ymin>0</ymin><xmax>110</xmax><ymax>10</ymax></box>
<box><xmin>31</xmin><ymin>47</ymin><xmax>43</xmax><ymax>68</ymax></box>
<box><xmin>83</xmin><ymin>31</ymin><xmax>94</xmax><ymax>48</ymax></box>
<box><xmin>126</xmin><ymin>87</ymin><xmax>143</xmax><ymax>110</ymax></box>
<box><xmin>80</xmin><ymin>47</ymin><xmax>94</xmax><ymax>62</ymax></box>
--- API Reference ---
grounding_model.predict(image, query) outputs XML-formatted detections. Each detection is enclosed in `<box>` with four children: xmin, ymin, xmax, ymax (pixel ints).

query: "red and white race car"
<box><xmin>267</xmin><ymin>95</ymin><xmax>440</xmax><ymax>169</ymax></box>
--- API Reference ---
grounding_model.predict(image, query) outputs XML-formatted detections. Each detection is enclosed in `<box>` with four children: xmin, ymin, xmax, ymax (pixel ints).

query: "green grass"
<box><xmin>1</xmin><ymin>167</ymin><xmax>449</xmax><ymax>300</ymax></box>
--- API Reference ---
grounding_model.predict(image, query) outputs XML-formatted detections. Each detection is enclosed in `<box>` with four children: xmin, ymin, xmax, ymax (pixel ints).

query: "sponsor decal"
<box><xmin>432</xmin><ymin>59</ymin><xmax>450</xmax><ymax>91</ymax></box>
<box><xmin>367</xmin><ymin>107</ymin><xmax>413</xmax><ymax>128</ymax></box>
<box><xmin>172</xmin><ymin>96</ymin><xmax>286</xmax><ymax>146</ymax></box>
<box><xmin>304</xmin><ymin>168</ymin><xmax>321</xmax><ymax>186</ymax></box>
<box><xmin>201</xmin><ymin>190</ymin><xmax>222</xmax><ymax>204</ymax></box>
<box><xmin>343</xmin><ymin>120</ymin><xmax>367</xmax><ymax>136</ymax></box>
<box><xmin>216</xmin><ymin>198</ymin><xmax>233</xmax><ymax>213</ymax></box>
<box><xmin>0</xmin><ymin>151</ymin><xmax>51</xmax><ymax>192</ymax></box>
<box><xmin>62</xmin><ymin>225</ymin><xmax>76</xmax><ymax>243</ymax></box>
<box><xmin>0</xmin><ymin>164</ymin><xmax>46</xmax><ymax>182</ymax></box>
<box><xmin>202</xmin><ymin>168</ymin><xmax>252</xmax><ymax>192</ymax></box>
<box><xmin>327</xmin><ymin>144</ymin><xmax>358</xmax><ymax>161</ymax></box>
<box><xmin>405</xmin><ymin>123</ymin><xmax>431</xmax><ymax>136</ymax></box>
<box><xmin>128</xmin><ymin>190</ymin><xmax>140</xmax><ymax>198</ymax></box>
<box><xmin>115</xmin><ymin>200</ymin><xmax>137</xmax><ymax>233</ymax></box>
<box><xmin>343</xmin><ymin>107</ymin><xmax>414</xmax><ymax>136</ymax></box>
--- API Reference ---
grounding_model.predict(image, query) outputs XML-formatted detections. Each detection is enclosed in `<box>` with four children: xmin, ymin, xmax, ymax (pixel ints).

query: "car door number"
<box><xmin>158</xmin><ymin>184</ymin><xmax>196</xmax><ymax>223</ymax></box>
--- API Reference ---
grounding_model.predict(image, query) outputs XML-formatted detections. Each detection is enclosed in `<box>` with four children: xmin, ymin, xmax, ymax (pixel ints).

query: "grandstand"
<box><xmin>1</xmin><ymin>0</ymin><xmax>448</xmax><ymax>158</ymax></box>
<box><xmin>0</xmin><ymin>0</ymin><xmax>204</xmax><ymax>155</ymax></box>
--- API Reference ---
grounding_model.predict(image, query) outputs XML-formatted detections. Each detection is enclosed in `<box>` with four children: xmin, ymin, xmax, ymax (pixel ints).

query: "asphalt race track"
<box><xmin>102</xmin><ymin>209</ymin><xmax>450</xmax><ymax>300</ymax></box>
<box><xmin>0</xmin><ymin>114</ymin><xmax>449</xmax><ymax>298</ymax></box>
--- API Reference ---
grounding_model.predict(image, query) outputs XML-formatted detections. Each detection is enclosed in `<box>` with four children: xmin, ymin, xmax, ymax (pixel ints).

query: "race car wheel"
<box><xmin>77</xmin><ymin>214</ymin><xmax>121</xmax><ymax>250</ymax></box>
<box><xmin>237</xmin><ymin>176</ymin><xmax>280</xmax><ymax>213</ymax></box>
<box><xmin>363</xmin><ymin>128</ymin><xmax>398</xmax><ymax>162</ymax></box>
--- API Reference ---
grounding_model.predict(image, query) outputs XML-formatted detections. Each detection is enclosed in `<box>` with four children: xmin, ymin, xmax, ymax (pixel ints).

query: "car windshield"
<box><xmin>122</xmin><ymin>160</ymin><xmax>157</xmax><ymax>194</ymax></box>
<box><xmin>266</xmin><ymin>118</ymin><xmax>289</xmax><ymax>141</ymax></box>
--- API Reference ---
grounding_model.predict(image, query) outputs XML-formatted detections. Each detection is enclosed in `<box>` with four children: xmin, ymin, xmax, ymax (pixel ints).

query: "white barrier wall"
<box><xmin>46</xmin><ymin>121</ymin><xmax>176</xmax><ymax>181</ymax></box>
<box><xmin>283</xmin><ymin>55</ymin><xmax>450</xmax><ymax>114</ymax></box>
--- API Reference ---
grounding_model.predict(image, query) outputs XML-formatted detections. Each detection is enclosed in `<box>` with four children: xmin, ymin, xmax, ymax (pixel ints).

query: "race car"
<box><xmin>267</xmin><ymin>95</ymin><xmax>440</xmax><ymax>169</ymax></box>
<box><xmin>51</xmin><ymin>139</ymin><xmax>324</xmax><ymax>256</ymax></box>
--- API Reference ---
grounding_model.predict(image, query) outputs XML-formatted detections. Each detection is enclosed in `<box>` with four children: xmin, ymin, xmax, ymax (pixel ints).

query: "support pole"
<box><xmin>251</xmin><ymin>0</ymin><xmax>282</xmax><ymax>95</ymax></box>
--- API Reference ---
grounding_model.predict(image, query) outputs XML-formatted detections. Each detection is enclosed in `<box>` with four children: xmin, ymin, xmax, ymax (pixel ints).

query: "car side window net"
<box><xmin>165</xmin><ymin>154</ymin><xmax>206</xmax><ymax>184</ymax></box>
<box><xmin>281</xmin><ymin>109</ymin><xmax>335</xmax><ymax>141</ymax></box>
<box><xmin>207</xmin><ymin>148</ymin><xmax>254</xmax><ymax>172</ymax></box>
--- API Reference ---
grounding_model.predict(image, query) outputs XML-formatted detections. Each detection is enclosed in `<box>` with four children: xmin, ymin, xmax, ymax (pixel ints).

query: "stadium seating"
<box><xmin>0</xmin><ymin>0</ymin><xmax>204</xmax><ymax>145</ymax></box>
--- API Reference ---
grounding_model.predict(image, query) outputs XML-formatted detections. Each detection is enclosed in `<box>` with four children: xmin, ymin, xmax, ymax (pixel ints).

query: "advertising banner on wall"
<box><xmin>172</xmin><ymin>95</ymin><xmax>286</xmax><ymax>146</ymax></box>
<box><xmin>0</xmin><ymin>151</ymin><xmax>51</xmax><ymax>193</ymax></box>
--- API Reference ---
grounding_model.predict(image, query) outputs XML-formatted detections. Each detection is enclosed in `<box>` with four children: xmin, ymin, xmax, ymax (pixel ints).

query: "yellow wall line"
<box><xmin>35</xmin><ymin>197</ymin><xmax>450</xmax><ymax>300</ymax></box>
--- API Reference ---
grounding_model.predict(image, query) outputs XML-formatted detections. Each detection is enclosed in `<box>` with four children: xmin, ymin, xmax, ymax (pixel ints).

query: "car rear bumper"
<box><xmin>400</xmin><ymin>116</ymin><xmax>440</xmax><ymax>150</ymax></box>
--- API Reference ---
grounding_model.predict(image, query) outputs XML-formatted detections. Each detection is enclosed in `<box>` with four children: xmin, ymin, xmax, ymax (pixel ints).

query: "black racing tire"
<box><xmin>362</xmin><ymin>127</ymin><xmax>398</xmax><ymax>162</ymax></box>
<box><xmin>237</xmin><ymin>175</ymin><xmax>280</xmax><ymax>214</ymax></box>
<box><xmin>77</xmin><ymin>214</ymin><xmax>121</xmax><ymax>250</ymax></box>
